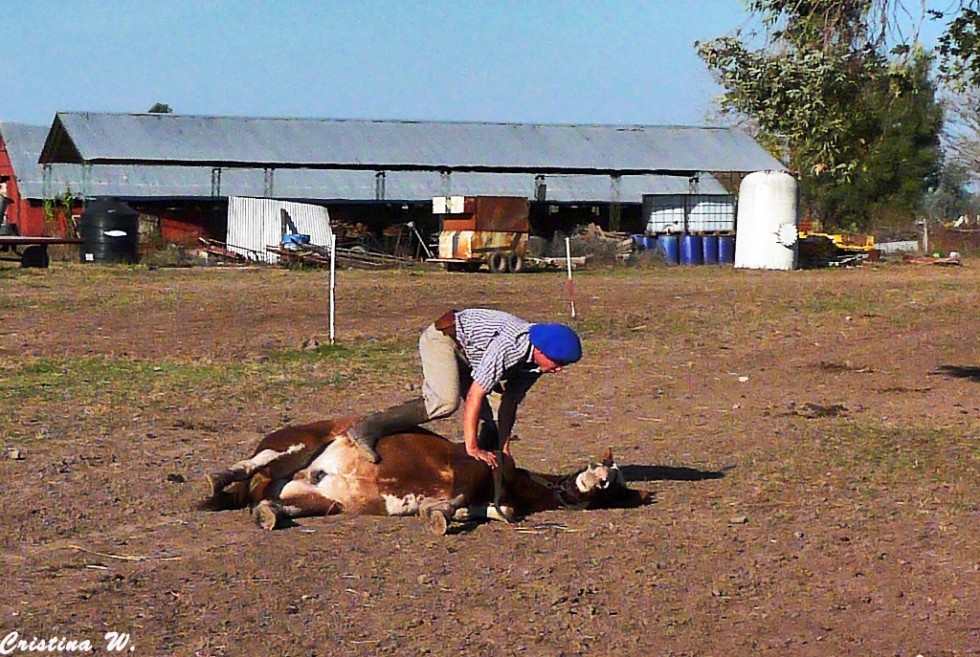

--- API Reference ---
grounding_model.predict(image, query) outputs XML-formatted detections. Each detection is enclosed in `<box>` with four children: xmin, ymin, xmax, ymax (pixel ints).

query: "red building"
<box><xmin>0</xmin><ymin>124</ymin><xmax>73</xmax><ymax>235</ymax></box>
<box><xmin>1</xmin><ymin>121</ymin><xmax>226</xmax><ymax>240</ymax></box>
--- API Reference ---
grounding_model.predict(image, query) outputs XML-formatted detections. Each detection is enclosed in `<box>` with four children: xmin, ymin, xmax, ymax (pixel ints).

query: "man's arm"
<box><xmin>462</xmin><ymin>381</ymin><xmax>499</xmax><ymax>467</ymax></box>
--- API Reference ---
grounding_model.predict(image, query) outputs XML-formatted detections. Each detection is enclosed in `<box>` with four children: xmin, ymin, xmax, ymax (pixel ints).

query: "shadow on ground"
<box><xmin>931</xmin><ymin>364</ymin><xmax>980</xmax><ymax>382</ymax></box>
<box><xmin>621</xmin><ymin>464</ymin><xmax>728</xmax><ymax>483</ymax></box>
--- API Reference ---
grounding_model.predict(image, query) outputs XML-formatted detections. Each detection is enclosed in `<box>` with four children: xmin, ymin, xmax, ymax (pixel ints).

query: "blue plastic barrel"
<box><xmin>631</xmin><ymin>234</ymin><xmax>646</xmax><ymax>250</ymax></box>
<box><xmin>718</xmin><ymin>235</ymin><xmax>736</xmax><ymax>264</ymax></box>
<box><xmin>643</xmin><ymin>235</ymin><xmax>658</xmax><ymax>250</ymax></box>
<box><xmin>680</xmin><ymin>234</ymin><xmax>704</xmax><ymax>265</ymax></box>
<box><xmin>702</xmin><ymin>235</ymin><xmax>719</xmax><ymax>265</ymax></box>
<box><xmin>658</xmin><ymin>235</ymin><xmax>680</xmax><ymax>265</ymax></box>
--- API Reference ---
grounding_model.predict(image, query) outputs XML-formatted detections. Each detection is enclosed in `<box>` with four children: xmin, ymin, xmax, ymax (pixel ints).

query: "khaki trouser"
<box><xmin>418</xmin><ymin>323</ymin><xmax>503</xmax><ymax>449</ymax></box>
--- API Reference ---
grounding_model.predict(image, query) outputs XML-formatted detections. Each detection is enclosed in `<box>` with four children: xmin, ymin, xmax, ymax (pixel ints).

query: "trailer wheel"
<box><xmin>489</xmin><ymin>252</ymin><xmax>509</xmax><ymax>274</ymax></box>
<box><xmin>507</xmin><ymin>252</ymin><xmax>525</xmax><ymax>273</ymax></box>
<box><xmin>20</xmin><ymin>245</ymin><xmax>50</xmax><ymax>269</ymax></box>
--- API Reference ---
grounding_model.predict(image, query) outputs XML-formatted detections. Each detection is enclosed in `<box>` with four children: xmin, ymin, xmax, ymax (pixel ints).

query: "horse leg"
<box><xmin>252</xmin><ymin>481</ymin><xmax>343</xmax><ymax>531</ymax></box>
<box><xmin>453</xmin><ymin>504</ymin><xmax>516</xmax><ymax>524</ymax></box>
<box><xmin>419</xmin><ymin>494</ymin><xmax>466</xmax><ymax>536</ymax></box>
<box><xmin>207</xmin><ymin>443</ymin><xmax>310</xmax><ymax>495</ymax></box>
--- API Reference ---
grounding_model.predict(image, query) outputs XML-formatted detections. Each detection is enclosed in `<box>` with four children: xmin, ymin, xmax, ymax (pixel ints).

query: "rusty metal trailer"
<box><xmin>426</xmin><ymin>196</ymin><xmax>530</xmax><ymax>273</ymax></box>
<box><xmin>0</xmin><ymin>236</ymin><xmax>84</xmax><ymax>268</ymax></box>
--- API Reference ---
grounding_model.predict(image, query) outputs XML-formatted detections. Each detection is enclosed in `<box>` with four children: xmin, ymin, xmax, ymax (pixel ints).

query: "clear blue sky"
<box><xmin>0</xmin><ymin>1</ymin><xmax>946</xmax><ymax>129</ymax></box>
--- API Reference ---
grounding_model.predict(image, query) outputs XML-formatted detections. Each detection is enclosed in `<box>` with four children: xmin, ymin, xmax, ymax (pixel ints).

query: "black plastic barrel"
<box><xmin>79</xmin><ymin>198</ymin><xmax>139</xmax><ymax>264</ymax></box>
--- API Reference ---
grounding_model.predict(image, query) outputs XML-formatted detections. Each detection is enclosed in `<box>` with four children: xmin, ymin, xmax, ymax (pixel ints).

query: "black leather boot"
<box><xmin>347</xmin><ymin>398</ymin><xmax>429</xmax><ymax>463</ymax></box>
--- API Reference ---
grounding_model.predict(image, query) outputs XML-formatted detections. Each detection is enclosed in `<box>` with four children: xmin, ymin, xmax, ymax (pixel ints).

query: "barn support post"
<box><xmin>440</xmin><ymin>170</ymin><xmax>451</xmax><ymax>197</ymax></box>
<box><xmin>534</xmin><ymin>175</ymin><xmax>547</xmax><ymax>202</ymax></box>
<box><xmin>685</xmin><ymin>174</ymin><xmax>701</xmax><ymax>233</ymax></box>
<box><xmin>210</xmin><ymin>167</ymin><xmax>223</xmax><ymax>197</ymax></box>
<box><xmin>81</xmin><ymin>162</ymin><xmax>92</xmax><ymax>200</ymax></box>
<box><xmin>375</xmin><ymin>171</ymin><xmax>386</xmax><ymax>201</ymax></box>
<box><xmin>42</xmin><ymin>164</ymin><xmax>52</xmax><ymax>199</ymax></box>
<box><xmin>263</xmin><ymin>168</ymin><xmax>275</xmax><ymax>197</ymax></box>
<box><xmin>610</xmin><ymin>174</ymin><xmax>622</xmax><ymax>232</ymax></box>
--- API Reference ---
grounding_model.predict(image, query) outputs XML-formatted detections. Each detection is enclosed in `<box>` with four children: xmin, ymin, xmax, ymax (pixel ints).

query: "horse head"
<box><xmin>551</xmin><ymin>448</ymin><xmax>651</xmax><ymax>510</ymax></box>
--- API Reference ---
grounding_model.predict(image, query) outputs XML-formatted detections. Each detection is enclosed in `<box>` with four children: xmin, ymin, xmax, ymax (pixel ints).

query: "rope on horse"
<box><xmin>527</xmin><ymin>471</ymin><xmax>590</xmax><ymax>511</ymax></box>
<box><xmin>492</xmin><ymin>447</ymin><xmax>514</xmax><ymax>524</ymax></box>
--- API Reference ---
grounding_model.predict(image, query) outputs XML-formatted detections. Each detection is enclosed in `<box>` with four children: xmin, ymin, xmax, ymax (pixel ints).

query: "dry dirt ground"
<box><xmin>0</xmin><ymin>260</ymin><xmax>977</xmax><ymax>657</ymax></box>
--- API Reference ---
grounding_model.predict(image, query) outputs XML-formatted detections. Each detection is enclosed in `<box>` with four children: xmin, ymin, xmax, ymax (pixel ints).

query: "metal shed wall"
<box><xmin>226</xmin><ymin>197</ymin><xmax>333</xmax><ymax>263</ymax></box>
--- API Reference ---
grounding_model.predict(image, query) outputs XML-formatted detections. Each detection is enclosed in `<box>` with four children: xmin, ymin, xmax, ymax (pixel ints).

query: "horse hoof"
<box><xmin>252</xmin><ymin>502</ymin><xmax>279</xmax><ymax>531</ymax></box>
<box><xmin>206</xmin><ymin>472</ymin><xmax>230</xmax><ymax>495</ymax></box>
<box><xmin>422</xmin><ymin>508</ymin><xmax>449</xmax><ymax>536</ymax></box>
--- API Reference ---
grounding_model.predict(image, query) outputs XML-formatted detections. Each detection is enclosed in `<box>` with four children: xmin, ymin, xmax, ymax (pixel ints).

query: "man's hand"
<box><xmin>466</xmin><ymin>445</ymin><xmax>498</xmax><ymax>468</ymax></box>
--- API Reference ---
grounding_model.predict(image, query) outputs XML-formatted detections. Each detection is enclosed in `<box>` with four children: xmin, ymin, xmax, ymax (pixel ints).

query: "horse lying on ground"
<box><xmin>201</xmin><ymin>417</ymin><xmax>650</xmax><ymax>534</ymax></box>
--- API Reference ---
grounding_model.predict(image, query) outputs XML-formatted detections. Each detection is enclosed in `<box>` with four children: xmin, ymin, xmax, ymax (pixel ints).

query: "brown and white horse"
<box><xmin>202</xmin><ymin>417</ymin><xmax>649</xmax><ymax>533</ymax></box>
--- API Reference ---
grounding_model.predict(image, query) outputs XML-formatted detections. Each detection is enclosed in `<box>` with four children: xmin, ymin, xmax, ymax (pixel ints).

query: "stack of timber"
<box><xmin>197</xmin><ymin>238</ymin><xmax>248</xmax><ymax>263</ymax></box>
<box><xmin>902</xmin><ymin>254</ymin><xmax>963</xmax><ymax>266</ymax></box>
<box><xmin>570</xmin><ymin>223</ymin><xmax>633</xmax><ymax>262</ymax></box>
<box><xmin>268</xmin><ymin>243</ymin><xmax>417</xmax><ymax>269</ymax></box>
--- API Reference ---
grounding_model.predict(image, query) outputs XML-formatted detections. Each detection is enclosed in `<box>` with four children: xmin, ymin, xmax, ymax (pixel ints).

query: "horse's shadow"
<box><xmin>931</xmin><ymin>365</ymin><xmax>980</xmax><ymax>382</ymax></box>
<box><xmin>620</xmin><ymin>463</ymin><xmax>729</xmax><ymax>483</ymax></box>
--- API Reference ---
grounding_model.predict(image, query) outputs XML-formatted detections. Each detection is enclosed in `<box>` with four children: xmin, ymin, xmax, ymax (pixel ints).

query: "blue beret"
<box><xmin>529</xmin><ymin>323</ymin><xmax>582</xmax><ymax>364</ymax></box>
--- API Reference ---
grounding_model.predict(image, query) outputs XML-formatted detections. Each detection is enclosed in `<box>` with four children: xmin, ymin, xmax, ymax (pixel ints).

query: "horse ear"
<box><xmin>601</xmin><ymin>447</ymin><xmax>614</xmax><ymax>467</ymax></box>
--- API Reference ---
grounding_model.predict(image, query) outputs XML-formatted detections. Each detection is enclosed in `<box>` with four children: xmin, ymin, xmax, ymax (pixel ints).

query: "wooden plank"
<box><xmin>0</xmin><ymin>236</ymin><xmax>84</xmax><ymax>245</ymax></box>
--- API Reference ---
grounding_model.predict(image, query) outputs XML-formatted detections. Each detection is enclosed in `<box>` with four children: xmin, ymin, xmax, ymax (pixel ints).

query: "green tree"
<box><xmin>807</xmin><ymin>50</ymin><xmax>943</xmax><ymax>231</ymax></box>
<box><xmin>926</xmin><ymin>159</ymin><xmax>980</xmax><ymax>220</ymax></box>
<box><xmin>697</xmin><ymin>1</ymin><xmax>943</xmax><ymax>231</ymax></box>
<box><xmin>937</xmin><ymin>6</ymin><xmax>980</xmax><ymax>90</ymax></box>
<box><xmin>943</xmin><ymin>86</ymin><xmax>980</xmax><ymax>184</ymax></box>
<box><xmin>147</xmin><ymin>103</ymin><xmax>173</xmax><ymax>114</ymax></box>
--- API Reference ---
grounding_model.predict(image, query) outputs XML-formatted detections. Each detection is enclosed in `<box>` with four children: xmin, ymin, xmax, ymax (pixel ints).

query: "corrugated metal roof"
<box><xmin>3</xmin><ymin>122</ymin><xmax>214</xmax><ymax>199</ymax></box>
<box><xmin>4</xmin><ymin>122</ymin><xmax>731</xmax><ymax>203</ymax></box>
<box><xmin>39</xmin><ymin>112</ymin><xmax>785</xmax><ymax>174</ymax></box>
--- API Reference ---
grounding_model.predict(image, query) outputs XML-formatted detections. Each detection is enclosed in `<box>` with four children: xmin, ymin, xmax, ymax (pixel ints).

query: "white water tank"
<box><xmin>734</xmin><ymin>171</ymin><xmax>799</xmax><ymax>270</ymax></box>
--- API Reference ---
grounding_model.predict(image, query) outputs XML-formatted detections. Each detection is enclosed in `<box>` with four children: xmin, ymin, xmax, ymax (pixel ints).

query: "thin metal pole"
<box><xmin>407</xmin><ymin>221</ymin><xmax>432</xmax><ymax>258</ymax></box>
<box><xmin>329</xmin><ymin>232</ymin><xmax>337</xmax><ymax>344</ymax></box>
<box><xmin>565</xmin><ymin>237</ymin><xmax>576</xmax><ymax>319</ymax></box>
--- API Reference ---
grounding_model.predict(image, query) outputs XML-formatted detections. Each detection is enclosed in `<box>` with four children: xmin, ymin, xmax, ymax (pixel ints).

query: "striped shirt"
<box><xmin>454</xmin><ymin>309</ymin><xmax>540</xmax><ymax>393</ymax></box>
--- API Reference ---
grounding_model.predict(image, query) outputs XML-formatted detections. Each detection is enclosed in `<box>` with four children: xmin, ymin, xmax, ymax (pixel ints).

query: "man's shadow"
<box><xmin>931</xmin><ymin>365</ymin><xmax>980</xmax><ymax>382</ymax></box>
<box><xmin>620</xmin><ymin>463</ymin><xmax>729</xmax><ymax>483</ymax></box>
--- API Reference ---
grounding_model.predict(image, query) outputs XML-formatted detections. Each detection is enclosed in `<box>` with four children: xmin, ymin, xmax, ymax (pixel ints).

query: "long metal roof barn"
<box><xmin>39</xmin><ymin>112</ymin><xmax>785</xmax><ymax>174</ymax></box>
<box><xmin>5</xmin><ymin>121</ymin><xmax>732</xmax><ymax>203</ymax></box>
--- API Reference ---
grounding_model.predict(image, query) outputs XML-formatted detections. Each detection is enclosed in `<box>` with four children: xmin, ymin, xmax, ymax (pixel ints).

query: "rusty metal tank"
<box><xmin>430</xmin><ymin>196</ymin><xmax>530</xmax><ymax>273</ymax></box>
